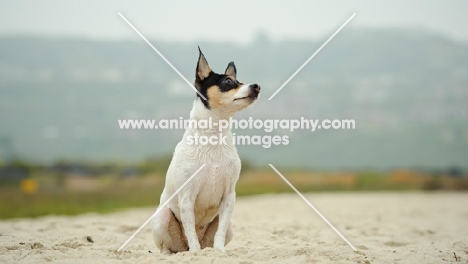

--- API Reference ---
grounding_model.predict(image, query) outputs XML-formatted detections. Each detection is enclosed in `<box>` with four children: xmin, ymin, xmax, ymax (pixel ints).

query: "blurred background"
<box><xmin>1</xmin><ymin>0</ymin><xmax>467</xmax><ymax>218</ymax></box>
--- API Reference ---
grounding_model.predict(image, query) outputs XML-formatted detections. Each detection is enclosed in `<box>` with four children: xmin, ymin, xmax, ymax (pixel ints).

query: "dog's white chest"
<box><xmin>196</xmin><ymin>161</ymin><xmax>237</xmax><ymax>200</ymax></box>
<box><xmin>193</xmin><ymin>159</ymin><xmax>239</xmax><ymax>223</ymax></box>
<box><xmin>166</xmin><ymin>133</ymin><xmax>241</xmax><ymax>222</ymax></box>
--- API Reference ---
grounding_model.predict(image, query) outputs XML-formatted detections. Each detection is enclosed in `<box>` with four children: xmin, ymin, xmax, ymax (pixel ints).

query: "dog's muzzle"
<box><xmin>249</xmin><ymin>84</ymin><xmax>261</xmax><ymax>99</ymax></box>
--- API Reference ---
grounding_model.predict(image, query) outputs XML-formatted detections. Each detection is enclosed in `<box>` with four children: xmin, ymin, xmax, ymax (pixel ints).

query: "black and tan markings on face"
<box><xmin>195</xmin><ymin>48</ymin><xmax>243</xmax><ymax>109</ymax></box>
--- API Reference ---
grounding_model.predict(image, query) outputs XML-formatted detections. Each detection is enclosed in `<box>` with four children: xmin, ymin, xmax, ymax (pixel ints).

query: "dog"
<box><xmin>151</xmin><ymin>47</ymin><xmax>260</xmax><ymax>254</ymax></box>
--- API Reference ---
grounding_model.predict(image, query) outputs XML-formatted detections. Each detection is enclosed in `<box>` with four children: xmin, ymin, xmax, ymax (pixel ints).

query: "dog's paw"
<box><xmin>213</xmin><ymin>243</ymin><xmax>226</xmax><ymax>252</ymax></box>
<box><xmin>161</xmin><ymin>248</ymin><xmax>172</xmax><ymax>255</ymax></box>
<box><xmin>189</xmin><ymin>244</ymin><xmax>201</xmax><ymax>252</ymax></box>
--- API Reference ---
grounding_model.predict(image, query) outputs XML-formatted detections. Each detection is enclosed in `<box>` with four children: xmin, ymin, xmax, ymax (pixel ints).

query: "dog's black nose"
<box><xmin>250</xmin><ymin>84</ymin><xmax>261</xmax><ymax>93</ymax></box>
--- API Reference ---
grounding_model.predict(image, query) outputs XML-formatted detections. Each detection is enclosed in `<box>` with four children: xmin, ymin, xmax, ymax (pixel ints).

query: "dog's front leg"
<box><xmin>213</xmin><ymin>191</ymin><xmax>235</xmax><ymax>251</ymax></box>
<box><xmin>179</xmin><ymin>195</ymin><xmax>201</xmax><ymax>251</ymax></box>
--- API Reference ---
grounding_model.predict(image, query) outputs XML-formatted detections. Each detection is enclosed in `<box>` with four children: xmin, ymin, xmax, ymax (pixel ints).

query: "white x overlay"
<box><xmin>116</xmin><ymin>11</ymin><xmax>358</xmax><ymax>253</ymax></box>
<box><xmin>269</xmin><ymin>164</ymin><xmax>357</xmax><ymax>252</ymax></box>
<box><xmin>268</xmin><ymin>13</ymin><xmax>356</xmax><ymax>100</ymax></box>
<box><xmin>118</xmin><ymin>12</ymin><xmax>207</xmax><ymax>100</ymax></box>
<box><xmin>117</xmin><ymin>164</ymin><xmax>206</xmax><ymax>252</ymax></box>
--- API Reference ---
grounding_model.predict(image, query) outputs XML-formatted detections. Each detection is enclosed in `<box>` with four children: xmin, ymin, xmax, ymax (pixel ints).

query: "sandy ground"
<box><xmin>1</xmin><ymin>192</ymin><xmax>467</xmax><ymax>263</ymax></box>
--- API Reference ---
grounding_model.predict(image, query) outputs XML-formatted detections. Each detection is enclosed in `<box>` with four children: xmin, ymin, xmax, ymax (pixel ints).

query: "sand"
<box><xmin>1</xmin><ymin>192</ymin><xmax>467</xmax><ymax>263</ymax></box>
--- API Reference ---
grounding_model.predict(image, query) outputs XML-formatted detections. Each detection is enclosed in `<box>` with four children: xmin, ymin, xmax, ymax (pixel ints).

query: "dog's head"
<box><xmin>194</xmin><ymin>47</ymin><xmax>260</xmax><ymax>112</ymax></box>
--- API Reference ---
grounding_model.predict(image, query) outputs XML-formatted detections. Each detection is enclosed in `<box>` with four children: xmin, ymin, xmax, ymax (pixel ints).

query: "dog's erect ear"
<box><xmin>225</xmin><ymin>62</ymin><xmax>237</xmax><ymax>79</ymax></box>
<box><xmin>196</xmin><ymin>47</ymin><xmax>211</xmax><ymax>84</ymax></box>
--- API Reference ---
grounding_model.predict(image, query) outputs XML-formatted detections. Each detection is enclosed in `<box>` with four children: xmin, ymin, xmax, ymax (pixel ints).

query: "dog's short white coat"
<box><xmin>152</xmin><ymin>83</ymin><xmax>257</xmax><ymax>254</ymax></box>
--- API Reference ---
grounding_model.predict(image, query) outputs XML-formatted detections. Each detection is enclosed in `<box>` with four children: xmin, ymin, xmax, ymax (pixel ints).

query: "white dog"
<box><xmin>151</xmin><ymin>48</ymin><xmax>260</xmax><ymax>254</ymax></box>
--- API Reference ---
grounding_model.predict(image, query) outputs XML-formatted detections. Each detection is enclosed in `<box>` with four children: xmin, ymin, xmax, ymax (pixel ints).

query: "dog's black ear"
<box><xmin>196</xmin><ymin>47</ymin><xmax>211</xmax><ymax>86</ymax></box>
<box><xmin>225</xmin><ymin>61</ymin><xmax>237</xmax><ymax>79</ymax></box>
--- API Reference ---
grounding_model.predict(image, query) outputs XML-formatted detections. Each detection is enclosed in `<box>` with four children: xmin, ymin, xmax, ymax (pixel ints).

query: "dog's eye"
<box><xmin>224</xmin><ymin>78</ymin><xmax>234</xmax><ymax>85</ymax></box>
<box><xmin>220</xmin><ymin>77</ymin><xmax>237</xmax><ymax>92</ymax></box>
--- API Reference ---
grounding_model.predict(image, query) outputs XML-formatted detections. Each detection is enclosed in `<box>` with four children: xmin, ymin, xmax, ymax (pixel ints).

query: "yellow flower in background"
<box><xmin>20</xmin><ymin>179</ymin><xmax>38</xmax><ymax>194</ymax></box>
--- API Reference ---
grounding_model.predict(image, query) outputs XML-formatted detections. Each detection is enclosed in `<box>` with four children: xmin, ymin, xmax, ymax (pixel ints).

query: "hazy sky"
<box><xmin>1</xmin><ymin>0</ymin><xmax>467</xmax><ymax>42</ymax></box>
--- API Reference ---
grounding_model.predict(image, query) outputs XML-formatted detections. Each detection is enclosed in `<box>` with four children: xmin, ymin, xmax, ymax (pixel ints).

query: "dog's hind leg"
<box><xmin>200</xmin><ymin>216</ymin><xmax>233</xmax><ymax>249</ymax></box>
<box><xmin>151</xmin><ymin>206</ymin><xmax>188</xmax><ymax>254</ymax></box>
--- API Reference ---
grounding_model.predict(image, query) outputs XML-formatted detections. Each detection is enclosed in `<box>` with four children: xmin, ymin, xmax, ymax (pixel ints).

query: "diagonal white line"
<box><xmin>117</xmin><ymin>164</ymin><xmax>206</xmax><ymax>252</ymax></box>
<box><xmin>268</xmin><ymin>13</ymin><xmax>356</xmax><ymax>100</ymax></box>
<box><xmin>118</xmin><ymin>12</ymin><xmax>207</xmax><ymax>101</ymax></box>
<box><xmin>268</xmin><ymin>164</ymin><xmax>357</xmax><ymax>252</ymax></box>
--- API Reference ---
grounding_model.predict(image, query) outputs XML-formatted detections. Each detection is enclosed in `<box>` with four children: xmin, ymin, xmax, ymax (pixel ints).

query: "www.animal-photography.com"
<box><xmin>1</xmin><ymin>1</ymin><xmax>467</xmax><ymax>263</ymax></box>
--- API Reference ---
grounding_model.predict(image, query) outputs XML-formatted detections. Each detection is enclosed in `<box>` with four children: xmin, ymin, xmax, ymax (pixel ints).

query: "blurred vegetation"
<box><xmin>0</xmin><ymin>158</ymin><xmax>467</xmax><ymax>219</ymax></box>
<box><xmin>1</xmin><ymin>33</ymin><xmax>468</xmax><ymax>171</ymax></box>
